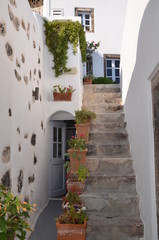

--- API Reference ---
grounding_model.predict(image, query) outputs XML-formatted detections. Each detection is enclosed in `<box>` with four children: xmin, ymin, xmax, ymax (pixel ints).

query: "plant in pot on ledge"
<box><xmin>53</xmin><ymin>85</ymin><xmax>75</xmax><ymax>101</ymax></box>
<box><xmin>75</xmin><ymin>109</ymin><xmax>96</xmax><ymax>142</ymax></box>
<box><xmin>62</xmin><ymin>191</ymin><xmax>86</xmax><ymax>212</ymax></box>
<box><xmin>56</xmin><ymin>205</ymin><xmax>87</xmax><ymax>240</ymax></box>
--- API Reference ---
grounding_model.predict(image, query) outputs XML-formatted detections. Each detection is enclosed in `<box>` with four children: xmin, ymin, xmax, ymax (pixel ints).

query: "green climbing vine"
<box><xmin>44</xmin><ymin>20</ymin><xmax>86</xmax><ymax>77</ymax></box>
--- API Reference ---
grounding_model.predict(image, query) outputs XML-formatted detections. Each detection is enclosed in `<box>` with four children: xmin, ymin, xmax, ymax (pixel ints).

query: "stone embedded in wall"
<box><xmin>8</xmin><ymin>5</ymin><xmax>14</xmax><ymax>22</ymax></box>
<box><xmin>16</xmin><ymin>58</ymin><xmax>21</xmax><ymax>68</ymax></box>
<box><xmin>39</xmin><ymin>45</ymin><xmax>41</xmax><ymax>51</ymax></box>
<box><xmin>0</xmin><ymin>22</ymin><xmax>6</xmax><ymax>36</ymax></box>
<box><xmin>14</xmin><ymin>69</ymin><xmax>21</xmax><ymax>81</ymax></box>
<box><xmin>9</xmin><ymin>0</ymin><xmax>17</xmax><ymax>7</ymax></box>
<box><xmin>41</xmin><ymin>121</ymin><xmax>43</xmax><ymax>130</ymax></box>
<box><xmin>27</xmin><ymin>23</ymin><xmax>30</xmax><ymax>40</ymax></box>
<box><xmin>33</xmin><ymin>24</ymin><xmax>36</xmax><ymax>33</ymax></box>
<box><xmin>30</xmin><ymin>70</ymin><xmax>32</xmax><ymax>80</ymax></box>
<box><xmin>17</xmin><ymin>170</ymin><xmax>23</xmax><ymax>193</ymax></box>
<box><xmin>13</xmin><ymin>17</ymin><xmax>20</xmax><ymax>31</ymax></box>
<box><xmin>37</xmin><ymin>79</ymin><xmax>39</xmax><ymax>85</ymax></box>
<box><xmin>40</xmin><ymin>95</ymin><xmax>42</xmax><ymax>102</ymax></box>
<box><xmin>38</xmin><ymin>56</ymin><xmax>40</xmax><ymax>64</ymax></box>
<box><xmin>34</xmin><ymin>154</ymin><xmax>37</xmax><ymax>165</ymax></box>
<box><xmin>28</xmin><ymin>174</ymin><xmax>35</xmax><ymax>184</ymax></box>
<box><xmin>24</xmin><ymin>196</ymin><xmax>29</xmax><ymax>203</ymax></box>
<box><xmin>5</xmin><ymin>42</ymin><xmax>13</xmax><ymax>61</ymax></box>
<box><xmin>21</xmin><ymin>19</ymin><xmax>26</xmax><ymax>31</ymax></box>
<box><xmin>34</xmin><ymin>68</ymin><xmax>36</xmax><ymax>75</ymax></box>
<box><xmin>17</xmin><ymin>127</ymin><xmax>20</xmax><ymax>134</ymax></box>
<box><xmin>1</xmin><ymin>146</ymin><xmax>10</xmax><ymax>163</ymax></box>
<box><xmin>8</xmin><ymin>108</ymin><xmax>12</xmax><ymax>116</ymax></box>
<box><xmin>31</xmin><ymin>134</ymin><xmax>36</xmax><ymax>146</ymax></box>
<box><xmin>21</xmin><ymin>54</ymin><xmax>25</xmax><ymax>63</ymax></box>
<box><xmin>38</xmin><ymin>70</ymin><xmax>41</xmax><ymax>79</ymax></box>
<box><xmin>18</xmin><ymin>144</ymin><xmax>21</xmax><ymax>152</ymax></box>
<box><xmin>24</xmin><ymin>75</ymin><xmax>28</xmax><ymax>85</ymax></box>
<box><xmin>33</xmin><ymin>40</ymin><xmax>36</xmax><ymax>48</ymax></box>
<box><xmin>24</xmin><ymin>133</ymin><xmax>28</xmax><ymax>139</ymax></box>
<box><xmin>28</xmin><ymin>102</ymin><xmax>31</xmax><ymax>110</ymax></box>
<box><xmin>1</xmin><ymin>170</ymin><xmax>11</xmax><ymax>190</ymax></box>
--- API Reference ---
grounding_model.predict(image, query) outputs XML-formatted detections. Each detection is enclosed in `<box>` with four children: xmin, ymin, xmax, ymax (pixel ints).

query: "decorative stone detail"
<box><xmin>0</xmin><ymin>22</ymin><xmax>6</xmax><ymax>36</ymax></box>
<box><xmin>33</xmin><ymin>154</ymin><xmax>37</xmax><ymax>165</ymax></box>
<box><xmin>30</xmin><ymin>70</ymin><xmax>32</xmax><ymax>80</ymax></box>
<box><xmin>17</xmin><ymin>170</ymin><xmax>23</xmax><ymax>193</ymax></box>
<box><xmin>28</xmin><ymin>102</ymin><xmax>31</xmax><ymax>110</ymax></box>
<box><xmin>24</xmin><ymin>196</ymin><xmax>29</xmax><ymax>203</ymax></box>
<box><xmin>18</xmin><ymin>144</ymin><xmax>21</xmax><ymax>152</ymax></box>
<box><xmin>39</xmin><ymin>45</ymin><xmax>41</xmax><ymax>51</ymax></box>
<box><xmin>41</xmin><ymin>121</ymin><xmax>43</xmax><ymax>130</ymax></box>
<box><xmin>37</xmin><ymin>79</ymin><xmax>39</xmax><ymax>85</ymax></box>
<box><xmin>33</xmin><ymin>24</ymin><xmax>36</xmax><ymax>32</ymax></box>
<box><xmin>17</xmin><ymin>128</ymin><xmax>20</xmax><ymax>134</ymax></box>
<box><xmin>34</xmin><ymin>68</ymin><xmax>36</xmax><ymax>75</ymax></box>
<box><xmin>24</xmin><ymin>75</ymin><xmax>28</xmax><ymax>85</ymax></box>
<box><xmin>38</xmin><ymin>69</ymin><xmax>41</xmax><ymax>79</ymax></box>
<box><xmin>14</xmin><ymin>69</ymin><xmax>21</xmax><ymax>81</ymax></box>
<box><xmin>1</xmin><ymin>170</ymin><xmax>11</xmax><ymax>190</ymax></box>
<box><xmin>24</xmin><ymin>133</ymin><xmax>28</xmax><ymax>139</ymax></box>
<box><xmin>5</xmin><ymin>42</ymin><xmax>13</xmax><ymax>61</ymax></box>
<box><xmin>21</xmin><ymin>19</ymin><xmax>26</xmax><ymax>31</ymax></box>
<box><xmin>31</xmin><ymin>134</ymin><xmax>36</xmax><ymax>146</ymax></box>
<box><xmin>2</xmin><ymin>146</ymin><xmax>10</xmax><ymax>163</ymax></box>
<box><xmin>33</xmin><ymin>40</ymin><xmax>36</xmax><ymax>48</ymax></box>
<box><xmin>28</xmin><ymin>174</ymin><xmax>35</xmax><ymax>184</ymax></box>
<box><xmin>8</xmin><ymin>5</ymin><xmax>14</xmax><ymax>21</ymax></box>
<box><xmin>21</xmin><ymin>54</ymin><xmax>25</xmax><ymax>63</ymax></box>
<box><xmin>38</xmin><ymin>56</ymin><xmax>40</xmax><ymax>64</ymax></box>
<box><xmin>28</xmin><ymin>0</ymin><xmax>43</xmax><ymax>8</ymax></box>
<box><xmin>13</xmin><ymin>17</ymin><xmax>20</xmax><ymax>31</ymax></box>
<box><xmin>27</xmin><ymin>23</ymin><xmax>30</xmax><ymax>40</ymax></box>
<box><xmin>8</xmin><ymin>108</ymin><xmax>12</xmax><ymax>116</ymax></box>
<box><xmin>16</xmin><ymin>58</ymin><xmax>21</xmax><ymax>68</ymax></box>
<box><xmin>40</xmin><ymin>95</ymin><xmax>42</xmax><ymax>102</ymax></box>
<box><xmin>9</xmin><ymin>0</ymin><xmax>17</xmax><ymax>7</ymax></box>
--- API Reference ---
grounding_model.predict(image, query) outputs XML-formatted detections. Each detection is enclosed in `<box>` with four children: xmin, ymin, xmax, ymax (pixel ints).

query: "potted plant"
<box><xmin>62</xmin><ymin>191</ymin><xmax>85</xmax><ymax>212</ymax></box>
<box><xmin>83</xmin><ymin>75</ymin><xmax>93</xmax><ymax>85</ymax></box>
<box><xmin>0</xmin><ymin>185</ymin><xmax>36</xmax><ymax>240</ymax></box>
<box><xmin>65</xmin><ymin>164</ymin><xmax>90</xmax><ymax>194</ymax></box>
<box><xmin>53</xmin><ymin>85</ymin><xmax>75</xmax><ymax>101</ymax></box>
<box><xmin>67</xmin><ymin>136</ymin><xmax>88</xmax><ymax>174</ymax></box>
<box><xmin>75</xmin><ymin>109</ymin><xmax>96</xmax><ymax>142</ymax></box>
<box><xmin>56</xmin><ymin>205</ymin><xmax>87</xmax><ymax>240</ymax></box>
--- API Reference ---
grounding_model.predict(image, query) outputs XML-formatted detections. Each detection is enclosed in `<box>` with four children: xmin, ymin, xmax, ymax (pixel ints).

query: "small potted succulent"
<box><xmin>56</xmin><ymin>205</ymin><xmax>87</xmax><ymax>240</ymax></box>
<box><xmin>67</xmin><ymin>136</ymin><xmax>88</xmax><ymax>174</ymax></box>
<box><xmin>53</xmin><ymin>85</ymin><xmax>75</xmax><ymax>101</ymax></box>
<box><xmin>83</xmin><ymin>75</ymin><xmax>93</xmax><ymax>85</ymax></box>
<box><xmin>75</xmin><ymin>109</ymin><xmax>96</xmax><ymax>142</ymax></box>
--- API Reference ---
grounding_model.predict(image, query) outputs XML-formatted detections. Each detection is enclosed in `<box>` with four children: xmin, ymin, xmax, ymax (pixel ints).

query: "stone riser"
<box><xmin>90</xmin><ymin>122</ymin><xmax>127</xmax><ymax>132</ymax></box>
<box><xmin>83</xmin><ymin>98</ymin><xmax>122</xmax><ymax>105</ymax></box>
<box><xmin>85</xmin><ymin>175</ymin><xmax>136</xmax><ymax>193</ymax></box>
<box><xmin>82</xmin><ymin>105</ymin><xmax>123</xmax><ymax>113</ymax></box>
<box><xmin>84</xmin><ymin>87</ymin><xmax>121</xmax><ymax>93</ymax></box>
<box><xmin>87</xmin><ymin>143</ymin><xmax>130</xmax><ymax>156</ymax></box>
<box><xmin>89</xmin><ymin>132</ymin><xmax>128</xmax><ymax>143</ymax></box>
<box><xmin>86</xmin><ymin>157</ymin><xmax>134</xmax><ymax>175</ymax></box>
<box><xmin>92</xmin><ymin>113</ymin><xmax>125</xmax><ymax>123</ymax></box>
<box><xmin>81</xmin><ymin>194</ymin><xmax>139</xmax><ymax>217</ymax></box>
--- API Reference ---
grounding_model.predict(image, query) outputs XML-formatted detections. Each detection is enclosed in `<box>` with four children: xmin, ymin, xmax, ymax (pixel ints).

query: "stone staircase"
<box><xmin>81</xmin><ymin>84</ymin><xmax>144</xmax><ymax>240</ymax></box>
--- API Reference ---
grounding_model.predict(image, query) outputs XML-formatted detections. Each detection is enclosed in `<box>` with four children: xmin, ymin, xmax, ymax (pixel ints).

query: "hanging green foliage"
<box><xmin>44</xmin><ymin>20</ymin><xmax>86</xmax><ymax>77</ymax></box>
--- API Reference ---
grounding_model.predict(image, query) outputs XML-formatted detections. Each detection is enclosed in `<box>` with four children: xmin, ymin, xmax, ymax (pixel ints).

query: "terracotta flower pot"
<box><xmin>75</xmin><ymin>123</ymin><xmax>90</xmax><ymax>142</ymax></box>
<box><xmin>53</xmin><ymin>92</ymin><xmax>72</xmax><ymax>101</ymax></box>
<box><xmin>66</xmin><ymin>178</ymin><xmax>85</xmax><ymax>194</ymax></box>
<box><xmin>83</xmin><ymin>78</ymin><xmax>92</xmax><ymax>85</ymax></box>
<box><xmin>56</xmin><ymin>219</ymin><xmax>86</xmax><ymax>240</ymax></box>
<box><xmin>67</xmin><ymin>149</ymin><xmax>88</xmax><ymax>174</ymax></box>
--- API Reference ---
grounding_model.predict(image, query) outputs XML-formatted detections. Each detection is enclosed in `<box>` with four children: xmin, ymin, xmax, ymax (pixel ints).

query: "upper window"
<box><xmin>104</xmin><ymin>55</ymin><xmax>120</xmax><ymax>83</ymax></box>
<box><xmin>52</xmin><ymin>8</ymin><xmax>64</xmax><ymax>17</ymax></box>
<box><xmin>75</xmin><ymin>8</ymin><xmax>94</xmax><ymax>32</ymax></box>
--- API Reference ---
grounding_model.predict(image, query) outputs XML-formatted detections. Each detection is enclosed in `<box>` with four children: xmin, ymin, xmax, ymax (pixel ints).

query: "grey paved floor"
<box><xmin>29</xmin><ymin>200</ymin><xmax>63</xmax><ymax>240</ymax></box>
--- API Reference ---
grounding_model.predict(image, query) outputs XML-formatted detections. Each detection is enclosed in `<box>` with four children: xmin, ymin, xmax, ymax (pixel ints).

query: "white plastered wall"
<box><xmin>121</xmin><ymin>0</ymin><xmax>159</xmax><ymax>238</ymax></box>
<box><xmin>44</xmin><ymin>0</ymin><xmax>128</xmax><ymax>77</ymax></box>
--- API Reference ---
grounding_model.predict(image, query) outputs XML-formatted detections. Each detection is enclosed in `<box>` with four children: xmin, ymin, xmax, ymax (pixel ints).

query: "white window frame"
<box><xmin>78</xmin><ymin>12</ymin><xmax>91</xmax><ymax>32</ymax></box>
<box><xmin>104</xmin><ymin>55</ymin><xmax>120</xmax><ymax>83</ymax></box>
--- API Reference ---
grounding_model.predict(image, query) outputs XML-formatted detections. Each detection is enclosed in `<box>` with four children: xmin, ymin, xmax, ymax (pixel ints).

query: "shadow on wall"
<box><xmin>123</xmin><ymin>0</ymin><xmax>159</xmax><ymax>239</ymax></box>
<box><xmin>93</xmin><ymin>52</ymin><xmax>104</xmax><ymax>77</ymax></box>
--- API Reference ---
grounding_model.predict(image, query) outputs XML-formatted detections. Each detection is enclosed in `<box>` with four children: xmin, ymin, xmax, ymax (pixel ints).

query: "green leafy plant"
<box><xmin>77</xmin><ymin>165</ymin><xmax>90</xmax><ymax>183</ymax></box>
<box><xmin>53</xmin><ymin>85</ymin><xmax>75</xmax><ymax>93</ymax></box>
<box><xmin>44</xmin><ymin>20</ymin><xmax>86</xmax><ymax>77</ymax></box>
<box><xmin>93</xmin><ymin>77</ymin><xmax>114</xmax><ymax>84</ymax></box>
<box><xmin>63</xmin><ymin>191</ymin><xmax>81</xmax><ymax>205</ymax></box>
<box><xmin>57</xmin><ymin>205</ymin><xmax>87</xmax><ymax>224</ymax></box>
<box><xmin>0</xmin><ymin>185</ymin><xmax>36</xmax><ymax>240</ymax></box>
<box><xmin>68</xmin><ymin>135</ymin><xmax>87</xmax><ymax>151</ymax></box>
<box><xmin>86</xmin><ymin>41</ymin><xmax>100</xmax><ymax>57</ymax></box>
<box><xmin>83</xmin><ymin>75</ymin><xmax>93</xmax><ymax>81</ymax></box>
<box><xmin>75</xmin><ymin>109</ymin><xmax>96</xmax><ymax>124</ymax></box>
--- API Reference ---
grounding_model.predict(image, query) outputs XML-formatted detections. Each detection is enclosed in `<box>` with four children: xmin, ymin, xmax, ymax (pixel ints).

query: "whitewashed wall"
<box><xmin>0</xmin><ymin>0</ymin><xmax>83</xmax><ymax>229</ymax></box>
<box><xmin>44</xmin><ymin>0</ymin><xmax>128</xmax><ymax>77</ymax></box>
<box><xmin>121</xmin><ymin>0</ymin><xmax>159</xmax><ymax>239</ymax></box>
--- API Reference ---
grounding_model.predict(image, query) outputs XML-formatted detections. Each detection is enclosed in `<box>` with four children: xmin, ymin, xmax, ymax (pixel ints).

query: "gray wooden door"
<box><xmin>49</xmin><ymin>121</ymin><xmax>66</xmax><ymax>197</ymax></box>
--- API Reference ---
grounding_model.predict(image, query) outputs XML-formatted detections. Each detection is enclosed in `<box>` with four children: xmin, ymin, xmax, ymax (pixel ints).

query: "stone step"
<box><xmin>83</xmin><ymin>96</ymin><xmax>122</xmax><ymax>104</ymax></box>
<box><xmin>86</xmin><ymin>214</ymin><xmax>144</xmax><ymax>240</ymax></box>
<box><xmin>84</xmin><ymin>84</ymin><xmax>121</xmax><ymax>93</ymax></box>
<box><xmin>89</xmin><ymin>132</ymin><xmax>128</xmax><ymax>143</ymax></box>
<box><xmin>87</xmin><ymin>141</ymin><xmax>130</xmax><ymax>157</ymax></box>
<box><xmin>82</xmin><ymin>105</ymin><xmax>123</xmax><ymax>113</ymax></box>
<box><xmin>81</xmin><ymin>192</ymin><xmax>140</xmax><ymax>217</ymax></box>
<box><xmin>90</xmin><ymin>122</ymin><xmax>127</xmax><ymax>132</ymax></box>
<box><xmin>82</xmin><ymin>101</ymin><xmax>122</xmax><ymax>107</ymax></box>
<box><xmin>85</xmin><ymin>175</ymin><xmax>136</xmax><ymax>193</ymax></box>
<box><xmin>92</xmin><ymin>112</ymin><xmax>125</xmax><ymax>123</ymax></box>
<box><xmin>86</xmin><ymin>156</ymin><xmax>134</xmax><ymax>175</ymax></box>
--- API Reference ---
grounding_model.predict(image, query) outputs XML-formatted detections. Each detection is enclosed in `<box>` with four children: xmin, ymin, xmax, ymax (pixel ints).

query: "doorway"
<box><xmin>49</xmin><ymin>120</ymin><xmax>75</xmax><ymax>198</ymax></box>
